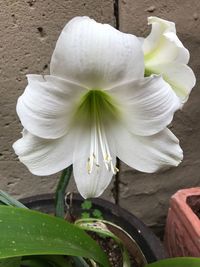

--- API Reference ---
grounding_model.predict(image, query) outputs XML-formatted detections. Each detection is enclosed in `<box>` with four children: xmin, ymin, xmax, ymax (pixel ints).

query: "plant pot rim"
<box><xmin>20</xmin><ymin>193</ymin><xmax>166</xmax><ymax>264</ymax></box>
<box><xmin>172</xmin><ymin>187</ymin><xmax>200</xmax><ymax>202</ymax></box>
<box><xmin>170</xmin><ymin>187</ymin><xmax>200</xmax><ymax>235</ymax></box>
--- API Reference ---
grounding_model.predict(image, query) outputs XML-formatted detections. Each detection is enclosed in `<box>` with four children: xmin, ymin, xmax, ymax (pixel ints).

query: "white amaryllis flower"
<box><xmin>143</xmin><ymin>16</ymin><xmax>196</xmax><ymax>103</ymax></box>
<box><xmin>13</xmin><ymin>17</ymin><xmax>183</xmax><ymax>198</ymax></box>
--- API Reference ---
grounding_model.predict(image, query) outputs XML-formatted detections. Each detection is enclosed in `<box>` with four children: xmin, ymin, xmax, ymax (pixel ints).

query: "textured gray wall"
<box><xmin>118</xmin><ymin>0</ymin><xmax>200</xmax><ymax>236</ymax></box>
<box><xmin>0</xmin><ymin>0</ymin><xmax>115</xmax><ymax>200</ymax></box>
<box><xmin>0</xmin><ymin>0</ymin><xmax>199</xmax><ymax>236</ymax></box>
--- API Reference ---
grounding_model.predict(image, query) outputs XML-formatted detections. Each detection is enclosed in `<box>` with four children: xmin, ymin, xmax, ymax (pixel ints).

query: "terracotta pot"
<box><xmin>20</xmin><ymin>193</ymin><xmax>166</xmax><ymax>266</ymax></box>
<box><xmin>164</xmin><ymin>187</ymin><xmax>200</xmax><ymax>257</ymax></box>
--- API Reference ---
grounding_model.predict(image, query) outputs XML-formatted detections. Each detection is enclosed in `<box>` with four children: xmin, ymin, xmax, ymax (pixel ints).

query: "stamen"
<box><xmin>88</xmin><ymin>127</ymin><xmax>95</xmax><ymax>174</ymax></box>
<box><xmin>94</xmin><ymin>126</ymin><xmax>99</xmax><ymax>166</ymax></box>
<box><xmin>114</xmin><ymin>166</ymin><xmax>119</xmax><ymax>173</ymax></box>
<box><xmin>78</xmin><ymin>89</ymin><xmax>119</xmax><ymax>175</ymax></box>
<box><xmin>87</xmin><ymin>157</ymin><xmax>91</xmax><ymax>174</ymax></box>
<box><xmin>88</xmin><ymin>121</ymin><xmax>116</xmax><ymax>175</ymax></box>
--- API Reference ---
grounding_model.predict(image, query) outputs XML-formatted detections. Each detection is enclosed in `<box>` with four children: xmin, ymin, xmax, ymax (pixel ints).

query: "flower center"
<box><xmin>76</xmin><ymin>89</ymin><xmax>120</xmax><ymax>125</ymax></box>
<box><xmin>74</xmin><ymin>89</ymin><xmax>120</xmax><ymax>175</ymax></box>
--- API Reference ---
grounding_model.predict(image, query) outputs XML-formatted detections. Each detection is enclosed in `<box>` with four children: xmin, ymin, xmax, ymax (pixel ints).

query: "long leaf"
<box><xmin>0</xmin><ymin>206</ymin><xmax>110</xmax><ymax>267</ymax></box>
<box><xmin>0</xmin><ymin>257</ymin><xmax>21</xmax><ymax>267</ymax></box>
<box><xmin>40</xmin><ymin>255</ymin><xmax>72</xmax><ymax>267</ymax></box>
<box><xmin>76</xmin><ymin>218</ymin><xmax>133</xmax><ymax>267</ymax></box>
<box><xmin>71</xmin><ymin>256</ymin><xmax>90</xmax><ymax>267</ymax></box>
<box><xmin>0</xmin><ymin>190</ymin><xmax>27</xmax><ymax>208</ymax></box>
<box><xmin>145</xmin><ymin>257</ymin><xmax>200</xmax><ymax>267</ymax></box>
<box><xmin>22</xmin><ymin>255</ymin><xmax>71</xmax><ymax>267</ymax></box>
<box><xmin>21</xmin><ymin>258</ymin><xmax>52</xmax><ymax>267</ymax></box>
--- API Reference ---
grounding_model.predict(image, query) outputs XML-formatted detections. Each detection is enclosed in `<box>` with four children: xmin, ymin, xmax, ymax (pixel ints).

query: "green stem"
<box><xmin>55</xmin><ymin>165</ymin><xmax>73</xmax><ymax>218</ymax></box>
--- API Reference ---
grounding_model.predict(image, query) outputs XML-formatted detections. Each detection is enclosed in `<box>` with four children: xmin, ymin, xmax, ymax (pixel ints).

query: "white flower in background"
<box><xmin>143</xmin><ymin>16</ymin><xmax>196</xmax><ymax>103</ymax></box>
<box><xmin>13</xmin><ymin>17</ymin><xmax>183</xmax><ymax>199</ymax></box>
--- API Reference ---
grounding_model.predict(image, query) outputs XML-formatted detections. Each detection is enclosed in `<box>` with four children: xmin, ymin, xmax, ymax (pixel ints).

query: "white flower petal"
<box><xmin>108</xmin><ymin>75</ymin><xmax>180</xmax><ymax>136</ymax></box>
<box><xmin>50</xmin><ymin>16</ymin><xmax>144</xmax><ymax>88</ymax></box>
<box><xmin>17</xmin><ymin>75</ymin><xmax>85</xmax><ymax>139</ymax></box>
<box><xmin>73</xmin><ymin>129</ymin><xmax>116</xmax><ymax>198</ymax></box>
<box><xmin>146</xmin><ymin>63</ymin><xmax>196</xmax><ymax>102</ymax></box>
<box><xmin>113</xmin><ymin>126</ymin><xmax>183</xmax><ymax>173</ymax></box>
<box><xmin>13</xmin><ymin>130</ymin><xmax>74</xmax><ymax>175</ymax></box>
<box><xmin>143</xmin><ymin>16</ymin><xmax>189</xmax><ymax>66</ymax></box>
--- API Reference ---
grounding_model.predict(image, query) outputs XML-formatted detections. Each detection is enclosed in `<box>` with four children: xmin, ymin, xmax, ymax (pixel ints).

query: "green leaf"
<box><xmin>81</xmin><ymin>200</ymin><xmax>92</xmax><ymax>210</ymax></box>
<box><xmin>71</xmin><ymin>256</ymin><xmax>90</xmax><ymax>267</ymax></box>
<box><xmin>0</xmin><ymin>257</ymin><xmax>21</xmax><ymax>267</ymax></box>
<box><xmin>39</xmin><ymin>256</ymin><xmax>72</xmax><ymax>267</ymax></box>
<box><xmin>145</xmin><ymin>257</ymin><xmax>200</xmax><ymax>267</ymax></box>
<box><xmin>22</xmin><ymin>255</ymin><xmax>71</xmax><ymax>267</ymax></box>
<box><xmin>21</xmin><ymin>258</ymin><xmax>52</xmax><ymax>267</ymax></box>
<box><xmin>122</xmin><ymin>247</ymin><xmax>131</xmax><ymax>267</ymax></box>
<box><xmin>92</xmin><ymin>209</ymin><xmax>103</xmax><ymax>219</ymax></box>
<box><xmin>55</xmin><ymin>166</ymin><xmax>73</xmax><ymax>218</ymax></box>
<box><xmin>0</xmin><ymin>190</ymin><xmax>27</xmax><ymax>209</ymax></box>
<box><xmin>0</xmin><ymin>206</ymin><xmax>110</xmax><ymax>267</ymax></box>
<box><xmin>75</xmin><ymin>218</ymin><xmax>132</xmax><ymax>267</ymax></box>
<box><xmin>81</xmin><ymin>212</ymin><xmax>90</xmax><ymax>219</ymax></box>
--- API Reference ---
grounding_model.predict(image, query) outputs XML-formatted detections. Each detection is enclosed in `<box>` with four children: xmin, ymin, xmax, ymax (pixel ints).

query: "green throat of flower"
<box><xmin>75</xmin><ymin>89</ymin><xmax>121</xmax><ymax>126</ymax></box>
<box><xmin>74</xmin><ymin>89</ymin><xmax>120</xmax><ymax>175</ymax></box>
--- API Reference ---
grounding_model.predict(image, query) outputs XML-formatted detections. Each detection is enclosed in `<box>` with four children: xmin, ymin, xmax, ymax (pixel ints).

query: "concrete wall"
<box><xmin>0</xmin><ymin>0</ymin><xmax>200</xmax><ymax>236</ymax></box>
<box><xmin>118</xmin><ymin>0</ymin><xmax>200</xmax><ymax>236</ymax></box>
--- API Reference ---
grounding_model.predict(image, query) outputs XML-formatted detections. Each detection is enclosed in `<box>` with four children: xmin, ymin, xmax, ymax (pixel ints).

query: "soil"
<box><xmin>187</xmin><ymin>195</ymin><xmax>200</xmax><ymax>219</ymax></box>
<box><xmin>89</xmin><ymin>232</ymin><xmax>139</xmax><ymax>267</ymax></box>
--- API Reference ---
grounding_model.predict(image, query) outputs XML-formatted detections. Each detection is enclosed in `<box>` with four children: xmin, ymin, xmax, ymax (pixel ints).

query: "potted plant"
<box><xmin>0</xmin><ymin>190</ymin><xmax>110</xmax><ymax>267</ymax></box>
<box><xmin>0</xmin><ymin>15</ymin><xmax>196</xmax><ymax>266</ymax></box>
<box><xmin>164</xmin><ymin>187</ymin><xmax>200</xmax><ymax>257</ymax></box>
<box><xmin>1</xmin><ymin>191</ymin><xmax>200</xmax><ymax>267</ymax></box>
<box><xmin>20</xmin><ymin>192</ymin><xmax>166</xmax><ymax>265</ymax></box>
<box><xmin>0</xmin><ymin>165</ymin><xmax>166</xmax><ymax>267</ymax></box>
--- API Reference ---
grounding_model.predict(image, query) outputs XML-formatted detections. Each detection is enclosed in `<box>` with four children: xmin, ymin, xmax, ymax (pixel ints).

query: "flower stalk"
<box><xmin>55</xmin><ymin>165</ymin><xmax>73</xmax><ymax>218</ymax></box>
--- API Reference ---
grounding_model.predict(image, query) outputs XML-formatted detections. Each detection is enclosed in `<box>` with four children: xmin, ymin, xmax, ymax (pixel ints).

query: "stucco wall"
<box><xmin>0</xmin><ymin>0</ymin><xmax>200</xmax><ymax>236</ymax></box>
